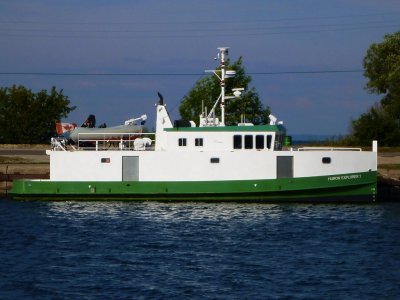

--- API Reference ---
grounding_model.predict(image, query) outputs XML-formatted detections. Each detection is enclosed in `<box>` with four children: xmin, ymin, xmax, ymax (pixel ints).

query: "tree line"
<box><xmin>0</xmin><ymin>86</ymin><xmax>75</xmax><ymax>144</ymax></box>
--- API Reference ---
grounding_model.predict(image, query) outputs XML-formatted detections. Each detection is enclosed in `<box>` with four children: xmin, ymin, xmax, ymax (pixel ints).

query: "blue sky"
<box><xmin>1</xmin><ymin>0</ymin><xmax>399</xmax><ymax>136</ymax></box>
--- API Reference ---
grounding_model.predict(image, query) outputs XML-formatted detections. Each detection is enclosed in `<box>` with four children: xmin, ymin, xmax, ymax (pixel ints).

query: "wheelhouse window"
<box><xmin>244</xmin><ymin>135</ymin><xmax>253</xmax><ymax>149</ymax></box>
<box><xmin>178</xmin><ymin>138</ymin><xmax>187</xmax><ymax>146</ymax></box>
<box><xmin>234</xmin><ymin>134</ymin><xmax>274</xmax><ymax>150</ymax></box>
<box><xmin>256</xmin><ymin>135</ymin><xmax>264</xmax><ymax>149</ymax></box>
<box><xmin>233</xmin><ymin>135</ymin><xmax>242</xmax><ymax>149</ymax></box>
<box><xmin>274</xmin><ymin>134</ymin><xmax>283</xmax><ymax>150</ymax></box>
<box><xmin>266</xmin><ymin>135</ymin><xmax>272</xmax><ymax>149</ymax></box>
<box><xmin>195</xmin><ymin>138</ymin><xmax>203</xmax><ymax>147</ymax></box>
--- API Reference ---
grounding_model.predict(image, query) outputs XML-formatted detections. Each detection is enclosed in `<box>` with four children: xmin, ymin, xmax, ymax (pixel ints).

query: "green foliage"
<box><xmin>363</xmin><ymin>31</ymin><xmax>400</xmax><ymax>98</ymax></box>
<box><xmin>350</xmin><ymin>103</ymin><xmax>400</xmax><ymax>146</ymax></box>
<box><xmin>350</xmin><ymin>31</ymin><xmax>400</xmax><ymax>146</ymax></box>
<box><xmin>179</xmin><ymin>57</ymin><xmax>270</xmax><ymax>125</ymax></box>
<box><xmin>0</xmin><ymin>85</ymin><xmax>76</xmax><ymax>144</ymax></box>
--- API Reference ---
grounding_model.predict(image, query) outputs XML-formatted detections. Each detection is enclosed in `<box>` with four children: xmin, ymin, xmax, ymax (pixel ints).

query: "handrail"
<box><xmin>76</xmin><ymin>132</ymin><xmax>155</xmax><ymax>151</ymax></box>
<box><xmin>297</xmin><ymin>147</ymin><xmax>362</xmax><ymax>152</ymax></box>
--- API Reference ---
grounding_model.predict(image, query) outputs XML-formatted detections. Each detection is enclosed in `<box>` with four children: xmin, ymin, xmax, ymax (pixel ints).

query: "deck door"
<box><xmin>122</xmin><ymin>156</ymin><xmax>139</xmax><ymax>181</ymax></box>
<box><xmin>277</xmin><ymin>156</ymin><xmax>293</xmax><ymax>178</ymax></box>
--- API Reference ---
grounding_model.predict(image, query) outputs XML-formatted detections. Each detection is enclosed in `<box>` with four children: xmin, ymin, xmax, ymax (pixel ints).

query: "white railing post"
<box><xmin>372</xmin><ymin>140</ymin><xmax>378</xmax><ymax>153</ymax></box>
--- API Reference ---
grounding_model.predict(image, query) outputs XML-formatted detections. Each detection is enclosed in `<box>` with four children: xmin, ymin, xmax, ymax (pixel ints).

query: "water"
<box><xmin>1</xmin><ymin>199</ymin><xmax>400</xmax><ymax>299</ymax></box>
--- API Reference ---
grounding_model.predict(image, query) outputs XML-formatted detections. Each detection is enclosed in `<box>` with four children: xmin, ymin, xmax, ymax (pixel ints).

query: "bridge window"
<box><xmin>233</xmin><ymin>135</ymin><xmax>242</xmax><ymax>149</ymax></box>
<box><xmin>256</xmin><ymin>135</ymin><xmax>264</xmax><ymax>149</ymax></box>
<box><xmin>274</xmin><ymin>134</ymin><xmax>283</xmax><ymax>150</ymax></box>
<box><xmin>245</xmin><ymin>135</ymin><xmax>253</xmax><ymax>149</ymax></box>
<box><xmin>266</xmin><ymin>135</ymin><xmax>272</xmax><ymax>149</ymax></box>
<box><xmin>234</xmin><ymin>134</ymin><xmax>274</xmax><ymax>150</ymax></box>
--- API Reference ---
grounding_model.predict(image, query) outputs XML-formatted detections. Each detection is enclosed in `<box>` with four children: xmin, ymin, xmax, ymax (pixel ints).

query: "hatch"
<box><xmin>122</xmin><ymin>156</ymin><xmax>139</xmax><ymax>181</ymax></box>
<box><xmin>277</xmin><ymin>156</ymin><xmax>293</xmax><ymax>178</ymax></box>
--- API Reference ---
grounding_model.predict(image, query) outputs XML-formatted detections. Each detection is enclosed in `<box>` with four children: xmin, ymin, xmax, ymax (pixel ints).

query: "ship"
<box><xmin>11</xmin><ymin>47</ymin><xmax>377</xmax><ymax>202</ymax></box>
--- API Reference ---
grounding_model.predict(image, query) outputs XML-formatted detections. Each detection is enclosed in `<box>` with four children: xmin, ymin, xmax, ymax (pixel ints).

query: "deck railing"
<box><xmin>297</xmin><ymin>147</ymin><xmax>362</xmax><ymax>151</ymax></box>
<box><xmin>77</xmin><ymin>132</ymin><xmax>155</xmax><ymax>151</ymax></box>
<box><xmin>51</xmin><ymin>133</ymin><xmax>156</xmax><ymax>151</ymax></box>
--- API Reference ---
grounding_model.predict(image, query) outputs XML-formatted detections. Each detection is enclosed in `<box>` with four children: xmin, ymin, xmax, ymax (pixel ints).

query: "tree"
<box><xmin>350</xmin><ymin>103</ymin><xmax>399</xmax><ymax>146</ymax></box>
<box><xmin>179</xmin><ymin>57</ymin><xmax>270</xmax><ymax>126</ymax></box>
<box><xmin>363</xmin><ymin>31</ymin><xmax>400</xmax><ymax>106</ymax></box>
<box><xmin>350</xmin><ymin>31</ymin><xmax>400</xmax><ymax>146</ymax></box>
<box><xmin>0</xmin><ymin>85</ymin><xmax>76</xmax><ymax>144</ymax></box>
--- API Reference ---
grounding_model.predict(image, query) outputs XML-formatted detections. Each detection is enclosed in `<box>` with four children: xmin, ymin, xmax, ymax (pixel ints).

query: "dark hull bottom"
<box><xmin>11</xmin><ymin>187</ymin><xmax>377</xmax><ymax>203</ymax></box>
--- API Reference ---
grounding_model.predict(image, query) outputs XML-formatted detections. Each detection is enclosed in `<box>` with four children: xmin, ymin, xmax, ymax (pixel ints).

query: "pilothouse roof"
<box><xmin>165</xmin><ymin>124</ymin><xmax>286</xmax><ymax>132</ymax></box>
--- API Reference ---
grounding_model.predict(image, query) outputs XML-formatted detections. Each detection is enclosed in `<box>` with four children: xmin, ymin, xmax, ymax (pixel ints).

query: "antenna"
<box><xmin>218</xmin><ymin>47</ymin><xmax>227</xmax><ymax>126</ymax></box>
<box><xmin>201</xmin><ymin>47</ymin><xmax>244</xmax><ymax>127</ymax></box>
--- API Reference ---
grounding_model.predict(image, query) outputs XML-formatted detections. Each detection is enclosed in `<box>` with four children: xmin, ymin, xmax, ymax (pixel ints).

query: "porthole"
<box><xmin>322</xmin><ymin>157</ymin><xmax>331</xmax><ymax>164</ymax></box>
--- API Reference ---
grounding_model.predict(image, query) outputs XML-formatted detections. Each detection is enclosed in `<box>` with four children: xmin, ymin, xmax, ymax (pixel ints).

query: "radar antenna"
<box><xmin>202</xmin><ymin>47</ymin><xmax>243</xmax><ymax>127</ymax></box>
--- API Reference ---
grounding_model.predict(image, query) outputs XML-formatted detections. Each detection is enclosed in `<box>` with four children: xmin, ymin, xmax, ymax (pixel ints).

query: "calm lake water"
<box><xmin>1</xmin><ymin>199</ymin><xmax>400</xmax><ymax>299</ymax></box>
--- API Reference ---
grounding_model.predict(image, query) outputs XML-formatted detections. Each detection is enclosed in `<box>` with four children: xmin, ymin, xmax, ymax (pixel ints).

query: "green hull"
<box><xmin>11</xmin><ymin>171</ymin><xmax>377</xmax><ymax>202</ymax></box>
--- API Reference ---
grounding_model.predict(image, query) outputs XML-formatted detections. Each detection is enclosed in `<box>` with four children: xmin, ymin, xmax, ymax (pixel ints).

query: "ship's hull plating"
<box><xmin>11</xmin><ymin>171</ymin><xmax>377</xmax><ymax>202</ymax></box>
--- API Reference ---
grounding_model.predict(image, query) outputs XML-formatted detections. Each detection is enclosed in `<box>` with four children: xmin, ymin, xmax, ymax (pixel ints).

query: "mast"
<box><xmin>218</xmin><ymin>47</ymin><xmax>227</xmax><ymax>126</ymax></box>
<box><xmin>201</xmin><ymin>47</ymin><xmax>243</xmax><ymax>127</ymax></box>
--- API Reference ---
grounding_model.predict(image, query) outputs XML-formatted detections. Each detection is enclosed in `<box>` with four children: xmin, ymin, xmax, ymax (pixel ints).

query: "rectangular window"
<box><xmin>322</xmin><ymin>157</ymin><xmax>331</xmax><ymax>164</ymax></box>
<box><xmin>244</xmin><ymin>135</ymin><xmax>253</xmax><ymax>149</ymax></box>
<box><xmin>195</xmin><ymin>138</ymin><xmax>203</xmax><ymax>147</ymax></box>
<box><xmin>178</xmin><ymin>138</ymin><xmax>187</xmax><ymax>147</ymax></box>
<box><xmin>210</xmin><ymin>157</ymin><xmax>220</xmax><ymax>163</ymax></box>
<box><xmin>266</xmin><ymin>135</ymin><xmax>272</xmax><ymax>149</ymax></box>
<box><xmin>233</xmin><ymin>135</ymin><xmax>242</xmax><ymax>149</ymax></box>
<box><xmin>274</xmin><ymin>134</ymin><xmax>283</xmax><ymax>150</ymax></box>
<box><xmin>256</xmin><ymin>135</ymin><xmax>264</xmax><ymax>149</ymax></box>
<box><xmin>101</xmin><ymin>158</ymin><xmax>110</xmax><ymax>163</ymax></box>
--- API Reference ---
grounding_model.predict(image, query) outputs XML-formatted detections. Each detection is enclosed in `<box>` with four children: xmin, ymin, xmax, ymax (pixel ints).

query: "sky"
<box><xmin>1</xmin><ymin>0</ymin><xmax>399</xmax><ymax>137</ymax></box>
